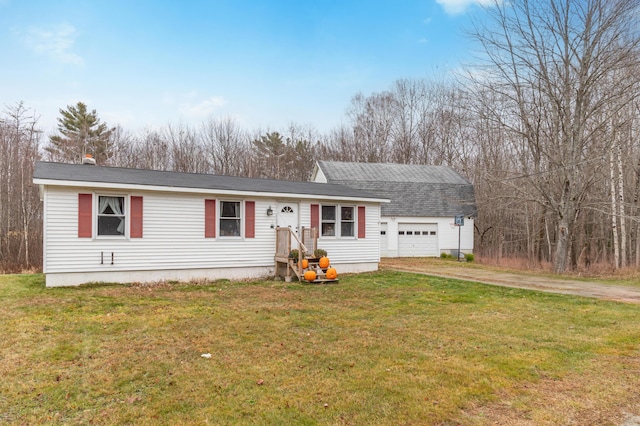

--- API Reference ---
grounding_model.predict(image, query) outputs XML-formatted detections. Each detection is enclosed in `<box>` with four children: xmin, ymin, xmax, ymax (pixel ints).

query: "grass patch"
<box><xmin>1</xmin><ymin>272</ymin><xmax>640</xmax><ymax>424</ymax></box>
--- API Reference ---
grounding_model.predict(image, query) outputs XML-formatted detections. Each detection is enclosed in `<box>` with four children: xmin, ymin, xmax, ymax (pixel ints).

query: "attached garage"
<box><xmin>313</xmin><ymin>161</ymin><xmax>477</xmax><ymax>258</ymax></box>
<box><xmin>398</xmin><ymin>223</ymin><xmax>438</xmax><ymax>257</ymax></box>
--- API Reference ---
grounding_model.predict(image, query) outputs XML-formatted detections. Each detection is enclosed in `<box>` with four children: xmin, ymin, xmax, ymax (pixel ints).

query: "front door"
<box><xmin>276</xmin><ymin>203</ymin><xmax>300</xmax><ymax>249</ymax></box>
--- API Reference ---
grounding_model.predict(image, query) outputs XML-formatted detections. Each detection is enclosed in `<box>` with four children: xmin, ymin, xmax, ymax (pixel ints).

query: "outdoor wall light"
<box><xmin>267</xmin><ymin>206</ymin><xmax>274</xmax><ymax>216</ymax></box>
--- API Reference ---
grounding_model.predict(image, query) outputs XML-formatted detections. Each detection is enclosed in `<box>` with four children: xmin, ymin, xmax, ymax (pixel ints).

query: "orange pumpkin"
<box><xmin>303</xmin><ymin>270</ymin><xmax>317</xmax><ymax>281</ymax></box>
<box><xmin>326</xmin><ymin>267</ymin><xmax>337</xmax><ymax>280</ymax></box>
<box><xmin>318</xmin><ymin>257</ymin><xmax>330</xmax><ymax>269</ymax></box>
<box><xmin>301</xmin><ymin>259</ymin><xmax>309</xmax><ymax>269</ymax></box>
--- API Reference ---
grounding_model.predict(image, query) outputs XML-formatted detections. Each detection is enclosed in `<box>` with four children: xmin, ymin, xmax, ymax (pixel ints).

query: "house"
<box><xmin>312</xmin><ymin>161</ymin><xmax>477</xmax><ymax>258</ymax></box>
<box><xmin>33</xmin><ymin>161</ymin><xmax>388</xmax><ymax>287</ymax></box>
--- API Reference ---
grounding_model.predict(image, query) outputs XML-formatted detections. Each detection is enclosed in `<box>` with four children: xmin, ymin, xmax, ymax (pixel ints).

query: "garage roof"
<box><xmin>315</xmin><ymin>161</ymin><xmax>477</xmax><ymax>217</ymax></box>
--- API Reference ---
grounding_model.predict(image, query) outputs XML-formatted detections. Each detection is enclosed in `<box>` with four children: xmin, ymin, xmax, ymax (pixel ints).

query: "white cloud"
<box><xmin>20</xmin><ymin>22</ymin><xmax>84</xmax><ymax>65</ymax></box>
<box><xmin>179</xmin><ymin>96</ymin><xmax>227</xmax><ymax>117</ymax></box>
<box><xmin>436</xmin><ymin>0</ymin><xmax>495</xmax><ymax>15</ymax></box>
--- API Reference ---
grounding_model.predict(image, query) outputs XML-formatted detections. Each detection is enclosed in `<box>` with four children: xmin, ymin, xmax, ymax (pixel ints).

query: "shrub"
<box><xmin>314</xmin><ymin>248</ymin><xmax>327</xmax><ymax>258</ymax></box>
<box><xmin>465</xmin><ymin>253</ymin><xmax>475</xmax><ymax>262</ymax></box>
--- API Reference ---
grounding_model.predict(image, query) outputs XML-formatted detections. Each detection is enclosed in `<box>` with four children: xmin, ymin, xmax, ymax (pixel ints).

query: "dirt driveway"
<box><xmin>381</xmin><ymin>258</ymin><xmax>640</xmax><ymax>304</ymax></box>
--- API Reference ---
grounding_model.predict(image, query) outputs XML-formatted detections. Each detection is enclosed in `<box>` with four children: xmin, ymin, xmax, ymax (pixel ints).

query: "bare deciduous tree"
<box><xmin>0</xmin><ymin>103</ymin><xmax>42</xmax><ymax>272</ymax></box>
<box><xmin>467</xmin><ymin>0</ymin><xmax>640</xmax><ymax>273</ymax></box>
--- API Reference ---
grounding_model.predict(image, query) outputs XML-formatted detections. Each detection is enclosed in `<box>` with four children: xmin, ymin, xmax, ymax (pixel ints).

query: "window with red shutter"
<box><xmin>97</xmin><ymin>196</ymin><xmax>126</xmax><ymax>236</ymax></box>
<box><xmin>130</xmin><ymin>196</ymin><xmax>143</xmax><ymax>238</ymax></box>
<box><xmin>358</xmin><ymin>206</ymin><xmax>366</xmax><ymax>238</ymax></box>
<box><xmin>205</xmin><ymin>199</ymin><xmax>216</xmax><ymax>238</ymax></box>
<box><xmin>78</xmin><ymin>193</ymin><xmax>92</xmax><ymax>238</ymax></box>
<box><xmin>310</xmin><ymin>204</ymin><xmax>319</xmax><ymax>230</ymax></box>
<box><xmin>245</xmin><ymin>201</ymin><xmax>255</xmax><ymax>238</ymax></box>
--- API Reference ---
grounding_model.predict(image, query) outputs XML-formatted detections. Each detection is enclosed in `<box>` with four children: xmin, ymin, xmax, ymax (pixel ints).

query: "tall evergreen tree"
<box><xmin>252</xmin><ymin>131</ymin><xmax>288</xmax><ymax>179</ymax></box>
<box><xmin>46</xmin><ymin>102</ymin><xmax>114</xmax><ymax>164</ymax></box>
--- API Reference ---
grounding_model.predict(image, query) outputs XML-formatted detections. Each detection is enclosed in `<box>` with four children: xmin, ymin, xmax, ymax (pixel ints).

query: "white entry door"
<box><xmin>276</xmin><ymin>203</ymin><xmax>299</xmax><ymax>249</ymax></box>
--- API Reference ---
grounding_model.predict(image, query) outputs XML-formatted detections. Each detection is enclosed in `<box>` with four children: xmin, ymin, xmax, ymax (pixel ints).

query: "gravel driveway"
<box><xmin>381</xmin><ymin>258</ymin><xmax>640</xmax><ymax>304</ymax></box>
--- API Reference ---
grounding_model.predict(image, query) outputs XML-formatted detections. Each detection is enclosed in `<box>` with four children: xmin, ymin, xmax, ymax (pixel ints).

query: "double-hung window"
<box><xmin>341</xmin><ymin>206</ymin><xmax>355</xmax><ymax>237</ymax></box>
<box><xmin>320</xmin><ymin>205</ymin><xmax>356</xmax><ymax>237</ymax></box>
<box><xmin>97</xmin><ymin>196</ymin><xmax>125</xmax><ymax>236</ymax></box>
<box><xmin>321</xmin><ymin>205</ymin><xmax>336</xmax><ymax>236</ymax></box>
<box><xmin>220</xmin><ymin>201</ymin><xmax>241</xmax><ymax>236</ymax></box>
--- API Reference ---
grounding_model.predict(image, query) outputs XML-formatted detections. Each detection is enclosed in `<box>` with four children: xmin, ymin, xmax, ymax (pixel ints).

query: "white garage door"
<box><xmin>380</xmin><ymin>223</ymin><xmax>388</xmax><ymax>257</ymax></box>
<box><xmin>398</xmin><ymin>223</ymin><xmax>438</xmax><ymax>257</ymax></box>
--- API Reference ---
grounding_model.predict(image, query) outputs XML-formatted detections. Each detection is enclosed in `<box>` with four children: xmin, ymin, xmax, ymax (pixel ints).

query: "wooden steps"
<box><xmin>274</xmin><ymin>226</ymin><xmax>337</xmax><ymax>284</ymax></box>
<box><xmin>304</xmin><ymin>277</ymin><xmax>340</xmax><ymax>284</ymax></box>
<box><xmin>283</xmin><ymin>257</ymin><xmax>339</xmax><ymax>284</ymax></box>
<box><xmin>302</xmin><ymin>258</ymin><xmax>339</xmax><ymax>284</ymax></box>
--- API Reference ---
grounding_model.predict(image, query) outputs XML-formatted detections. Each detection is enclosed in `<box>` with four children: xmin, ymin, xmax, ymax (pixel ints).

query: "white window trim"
<box><xmin>321</xmin><ymin>205</ymin><xmax>337</xmax><ymax>238</ymax></box>
<box><xmin>219</xmin><ymin>199</ymin><xmax>243</xmax><ymax>238</ymax></box>
<box><xmin>340</xmin><ymin>205</ymin><xmax>356</xmax><ymax>238</ymax></box>
<box><xmin>320</xmin><ymin>204</ymin><xmax>357</xmax><ymax>239</ymax></box>
<box><xmin>95</xmin><ymin>193</ymin><xmax>128</xmax><ymax>239</ymax></box>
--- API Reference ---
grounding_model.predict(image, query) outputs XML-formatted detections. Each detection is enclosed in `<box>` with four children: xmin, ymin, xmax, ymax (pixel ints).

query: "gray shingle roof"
<box><xmin>316</xmin><ymin>161</ymin><xmax>477</xmax><ymax>217</ymax></box>
<box><xmin>33</xmin><ymin>162</ymin><xmax>385</xmax><ymax>201</ymax></box>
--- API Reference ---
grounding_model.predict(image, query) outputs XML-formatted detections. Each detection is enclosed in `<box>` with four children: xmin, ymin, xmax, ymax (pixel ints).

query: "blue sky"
<box><xmin>1</xmin><ymin>0</ymin><xmax>492</xmax><ymax>135</ymax></box>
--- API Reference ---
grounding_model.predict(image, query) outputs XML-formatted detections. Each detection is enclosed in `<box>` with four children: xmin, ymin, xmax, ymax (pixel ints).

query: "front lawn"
<box><xmin>1</xmin><ymin>272</ymin><xmax>639</xmax><ymax>424</ymax></box>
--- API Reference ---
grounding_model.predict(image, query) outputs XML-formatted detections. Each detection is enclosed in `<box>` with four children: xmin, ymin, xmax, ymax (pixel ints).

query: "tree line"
<box><xmin>2</xmin><ymin>0</ymin><xmax>640</xmax><ymax>274</ymax></box>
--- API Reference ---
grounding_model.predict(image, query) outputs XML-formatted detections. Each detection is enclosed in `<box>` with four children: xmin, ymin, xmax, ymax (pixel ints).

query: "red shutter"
<box><xmin>205</xmin><ymin>199</ymin><xmax>216</xmax><ymax>238</ymax></box>
<box><xmin>78</xmin><ymin>193</ymin><xmax>92</xmax><ymax>238</ymax></box>
<box><xmin>310</xmin><ymin>204</ymin><xmax>319</xmax><ymax>230</ymax></box>
<box><xmin>130</xmin><ymin>196</ymin><xmax>143</xmax><ymax>238</ymax></box>
<box><xmin>358</xmin><ymin>206</ymin><xmax>366</xmax><ymax>239</ymax></box>
<box><xmin>245</xmin><ymin>201</ymin><xmax>255</xmax><ymax>238</ymax></box>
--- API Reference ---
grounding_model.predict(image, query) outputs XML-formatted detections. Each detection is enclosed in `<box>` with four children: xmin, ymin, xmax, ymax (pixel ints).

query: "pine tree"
<box><xmin>46</xmin><ymin>102</ymin><xmax>114</xmax><ymax>164</ymax></box>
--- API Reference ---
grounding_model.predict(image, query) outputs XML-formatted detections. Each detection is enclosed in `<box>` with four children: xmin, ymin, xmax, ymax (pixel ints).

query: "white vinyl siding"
<box><xmin>43</xmin><ymin>186</ymin><xmax>382</xmax><ymax>277</ymax></box>
<box><xmin>43</xmin><ymin>187</ymin><xmax>276</xmax><ymax>274</ymax></box>
<box><xmin>303</xmin><ymin>202</ymin><xmax>380</xmax><ymax>264</ymax></box>
<box><xmin>380</xmin><ymin>223</ymin><xmax>388</xmax><ymax>257</ymax></box>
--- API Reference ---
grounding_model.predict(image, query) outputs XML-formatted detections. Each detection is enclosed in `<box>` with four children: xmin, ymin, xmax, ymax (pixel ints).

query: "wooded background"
<box><xmin>3</xmin><ymin>0</ymin><xmax>640</xmax><ymax>274</ymax></box>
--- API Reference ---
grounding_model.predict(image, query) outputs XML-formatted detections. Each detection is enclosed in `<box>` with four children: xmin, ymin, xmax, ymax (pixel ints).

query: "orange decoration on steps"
<box><xmin>326</xmin><ymin>268</ymin><xmax>337</xmax><ymax>280</ymax></box>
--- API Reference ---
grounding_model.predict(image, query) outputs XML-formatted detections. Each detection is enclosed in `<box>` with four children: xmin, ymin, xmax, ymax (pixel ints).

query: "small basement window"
<box><xmin>98</xmin><ymin>196</ymin><xmax>125</xmax><ymax>236</ymax></box>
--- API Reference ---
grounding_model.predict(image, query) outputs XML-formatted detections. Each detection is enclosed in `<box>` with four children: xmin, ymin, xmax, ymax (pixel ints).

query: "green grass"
<box><xmin>1</xmin><ymin>272</ymin><xmax>640</xmax><ymax>424</ymax></box>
